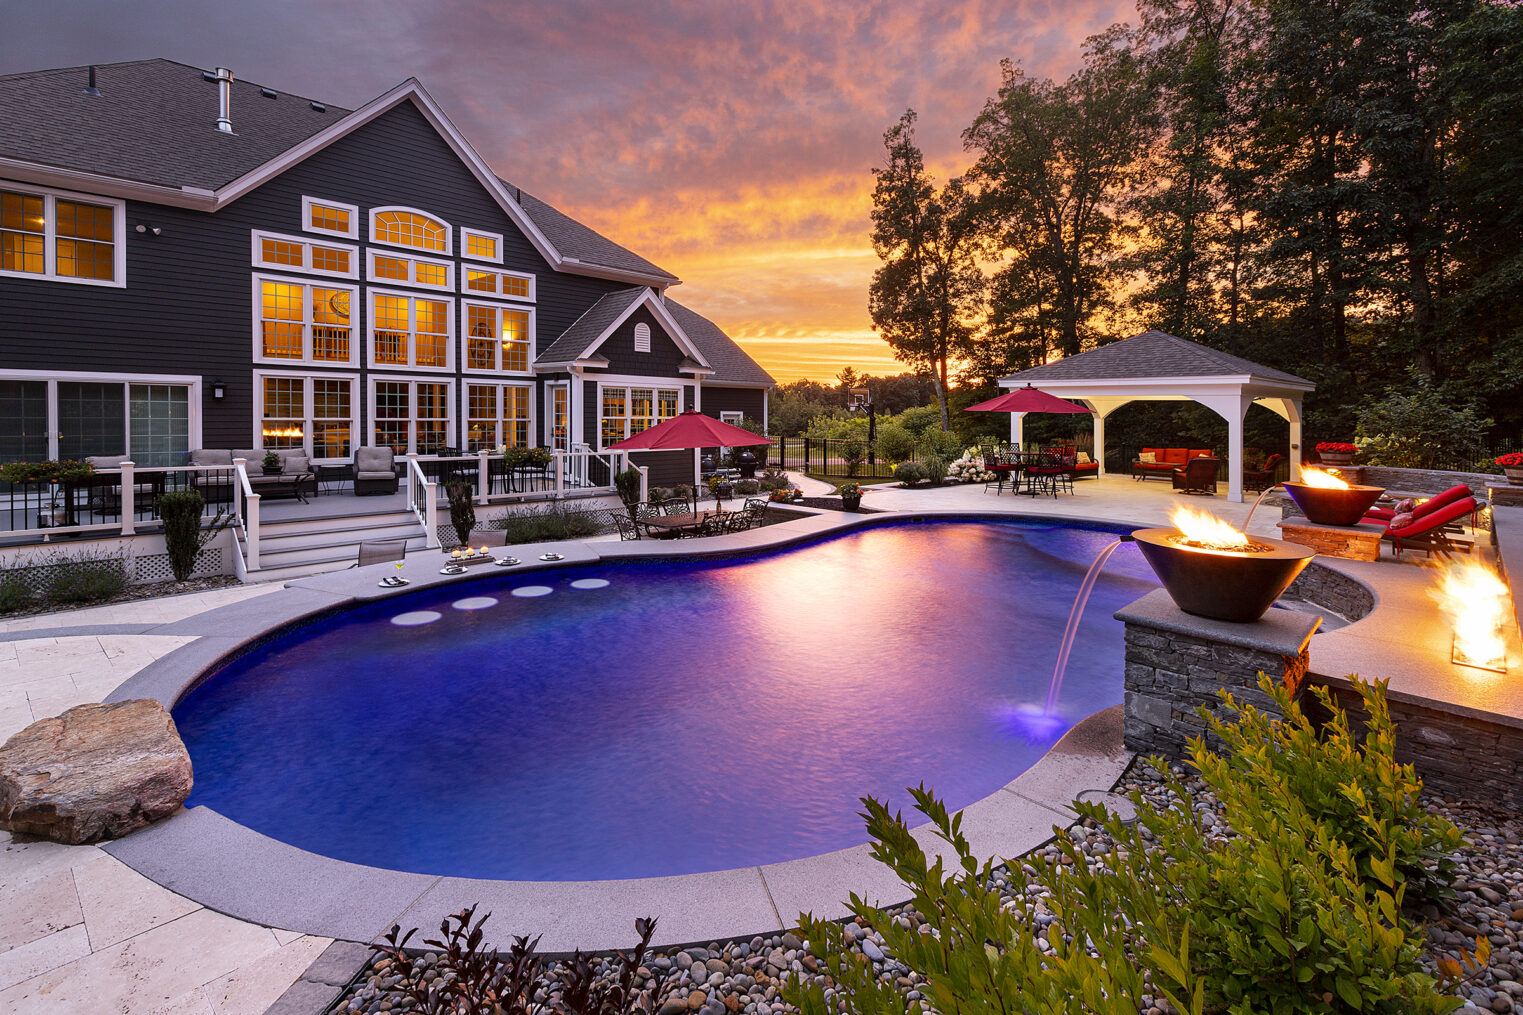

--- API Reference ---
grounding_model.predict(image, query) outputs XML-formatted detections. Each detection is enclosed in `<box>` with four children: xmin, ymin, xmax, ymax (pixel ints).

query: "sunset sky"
<box><xmin>4</xmin><ymin>0</ymin><xmax>1133</xmax><ymax>382</ymax></box>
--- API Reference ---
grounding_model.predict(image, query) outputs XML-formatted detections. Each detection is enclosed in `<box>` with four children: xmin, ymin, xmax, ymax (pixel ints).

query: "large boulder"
<box><xmin>0</xmin><ymin>699</ymin><xmax>193</xmax><ymax>844</ymax></box>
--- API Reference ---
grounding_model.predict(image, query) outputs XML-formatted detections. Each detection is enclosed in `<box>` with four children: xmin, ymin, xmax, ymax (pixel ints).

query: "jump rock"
<box><xmin>0</xmin><ymin>699</ymin><xmax>192</xmax><ymax>844</ymax></box>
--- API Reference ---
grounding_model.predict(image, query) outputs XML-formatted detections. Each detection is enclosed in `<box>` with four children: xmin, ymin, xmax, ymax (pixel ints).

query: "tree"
<box><xmin>868</xmin><ymin>110</ymin><xmax>986</xmax><ymax>431</ymax></box>
<box><xmin>964</xmin><ymin>28</ymin><xmax>1157</xmax><ymax>358</ymax></box>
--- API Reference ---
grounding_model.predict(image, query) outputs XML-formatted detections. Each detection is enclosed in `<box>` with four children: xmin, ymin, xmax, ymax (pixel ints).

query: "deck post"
<box><xmin>476</xmin><ymin>449</ymin><xmax>490</xmax><ymax>505</ymax></box>
<box><xmin>119</xmin><ymin>461</ymin><xmax>136</xmax><ymax>536</ymax></box>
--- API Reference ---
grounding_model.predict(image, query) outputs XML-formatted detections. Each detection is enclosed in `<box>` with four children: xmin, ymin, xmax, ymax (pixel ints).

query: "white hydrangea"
<box><xmin>946</xmin><ymin>452</ymin><xmax>997</xmax><ymax>483</ymax></box>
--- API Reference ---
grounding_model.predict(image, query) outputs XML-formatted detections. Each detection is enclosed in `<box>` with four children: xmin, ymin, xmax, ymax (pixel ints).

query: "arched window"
<box><xmin>371</xmin><ymin>208</ymin><xmax>449</xmax><ymax>254</ymax></box>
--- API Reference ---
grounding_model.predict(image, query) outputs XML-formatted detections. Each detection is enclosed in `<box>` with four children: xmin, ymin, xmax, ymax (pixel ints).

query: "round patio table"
<box><xmin>641</xmin><ymin>510</ymin><xmax>721</xmax><ymax>538</ymax></box>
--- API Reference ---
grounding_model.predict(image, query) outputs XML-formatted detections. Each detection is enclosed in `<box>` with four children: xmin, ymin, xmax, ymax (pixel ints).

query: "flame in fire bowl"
<box><xmin>1282</xmin><ymin>480</ymin><xmax>1386</xmax><ymax>526</ymax></box>
<box><xmin>1132</xmin><ymin>528</ymin><xmax>1317</xmax><ymax>623</ymax></box>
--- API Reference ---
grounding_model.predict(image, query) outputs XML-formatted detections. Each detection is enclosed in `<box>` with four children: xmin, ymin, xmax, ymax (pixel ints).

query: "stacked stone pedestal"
<box><xmin>1116</xmin><ymin>589</ymin><xmax>1321</xmax><ymax>758</ymax></box>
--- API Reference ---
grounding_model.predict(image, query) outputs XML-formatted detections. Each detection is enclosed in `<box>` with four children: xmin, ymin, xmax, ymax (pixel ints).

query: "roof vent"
<box><xmin>214</xmin><ymin>66</ymin><xmax>234</xmax><ymax>133</ymax></box>
<box><xmin>82</xmin><ymin>65</ymin><xmax>102</xmax><ymax>98</ymax></box>
<box><xmin>202</xmin><ymin>71</ymin><xmax>216</xmax><ymax>82</ymax></box>
<box><xmin>310</xmin><ymin>101</ymin><xmax>326</xmax><ymax>113</ymax></box>
<box><xmin>260</xmin><ymin>87</ymin><xmax>277</xmax><ymax>99</ymax></box>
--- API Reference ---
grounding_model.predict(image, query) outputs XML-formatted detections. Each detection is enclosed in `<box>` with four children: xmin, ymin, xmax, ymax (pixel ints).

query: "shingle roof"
<box><xmin>0</xmin><ymin>60</ymin><xmax>349</xmax><ymax>190</ymax></box>
<box><xmin>665</xmin><ymin>300</ymin><xmax>775</xmax><ymax>387</ymax></box>
<box><xmin>536</xmin><ymin>288</ymin><xmax>648</xmax><ymax>365</ymax></box>
<box><xmin>1000</xmin><ymin>330</ymin><xmax>1312</xmax><ymax>387</ymax></box>
<box><xmin>510</xmin><ymin>185</ymin><xmax>677</xmax><ymax>281</ymax></box>
<box><xmin>0</xmin><ymin>59</ymin><xmax>677</xmax><ymax>280</ymax></box>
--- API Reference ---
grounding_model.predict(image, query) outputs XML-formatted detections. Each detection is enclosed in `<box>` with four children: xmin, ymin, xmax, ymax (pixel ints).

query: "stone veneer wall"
<box><xmin>1305</xmin><ymin>678</ymin><xmax>1523</xmax><ymax>811</ymax></box>
<box><xmin>1285</xmin><ymin>562</ymin><xmax>1376</xmax><ymax>620</ymax></box>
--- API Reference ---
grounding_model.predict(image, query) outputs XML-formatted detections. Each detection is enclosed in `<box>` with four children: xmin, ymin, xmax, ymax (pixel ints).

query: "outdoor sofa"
<box><xmin>187</xmin><ymin>448</ymin><xmax>316</xmax><ymax>502</ymax></box>
<box><xmin>1133</xmin><ymin>447</ymin><xmax>1213</xmax><ymax>481</ymax></box>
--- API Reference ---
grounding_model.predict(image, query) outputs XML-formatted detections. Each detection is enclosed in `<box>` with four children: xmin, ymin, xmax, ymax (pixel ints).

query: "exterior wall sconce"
<box><xmin>134</xmin><ymin>223</ymin><xmax>162</xmax><ymax>236</ymax></box>
<box><xmin>211</xmin><ymin>381</ymin><xmax>226</xmax><ymax>400</ymax></box>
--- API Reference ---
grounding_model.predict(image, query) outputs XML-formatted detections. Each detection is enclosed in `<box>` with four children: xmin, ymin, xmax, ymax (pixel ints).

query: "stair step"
<box><xmin>257</xmin><ymin>522</ymin><xmax>425</xmax><ymax>553</ymax></box>
<box><xmin>256</xmin><ymin>511</ymin><xmax>419</xmax><ymax>536</ymax></box>
<box><xmin>254</xmin><ymin>540</ymin><xmax>431</xmax><ymax>570</ymax></box>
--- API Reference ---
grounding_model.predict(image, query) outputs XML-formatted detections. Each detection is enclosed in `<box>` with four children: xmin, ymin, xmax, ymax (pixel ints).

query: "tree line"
<box><xmin>869</xmin><ymin>0</ymin><xmax>1523</xmax><ymax>445</ymax></box>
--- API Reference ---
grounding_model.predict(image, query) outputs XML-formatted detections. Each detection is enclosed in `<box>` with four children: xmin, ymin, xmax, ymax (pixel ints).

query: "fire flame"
<box><xmin>1298</xmin><ymin>467</ymin><xmax>1350</xmax><ymax>489</ymax></box>
<box><xmin>261</xmin><ymin>426</ymin><xmax>304</xmax><ymax>438</ymax></box>
<box><xmin>1431</xmin><ymin>559</ymin><xmax>1511</xmax><ymax>672</ymax></box>
<box><xmin>1170</xmin><ymin>507</ymin><xmax>1259</xmax><ymax>552</ymax></box>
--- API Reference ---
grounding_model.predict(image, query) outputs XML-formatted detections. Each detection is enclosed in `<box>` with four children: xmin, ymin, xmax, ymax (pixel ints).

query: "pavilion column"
<box><xmin>1011</xmin><ymin>412</ymin><xmax>1025</xmax><ymax>450</ymax></box>
<box><xmin>1287</xmin><ymin>398</ymin><xmax>1304</xmax><ymax>482</ymax></box>
<box><xmin>1092</xmin><ymin>410</ymin><xmax>1106</xmax><ymax>477</ymax></box>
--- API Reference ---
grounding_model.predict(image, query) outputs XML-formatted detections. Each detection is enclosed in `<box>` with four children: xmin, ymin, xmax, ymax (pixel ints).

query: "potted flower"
<box><xmin>706</xmin><ymin>473</ymin><xmax>734</xmax><ymax>505</ymax></box>
<box><xmin>261</xmin><ymin>450</ymin><xmax>282</xmax><ymax>476</ymax></box>
<box><xmin>1498</xmin><ymin>452</ymin><xmax>1523</xmax><ymax>486</ymax></box>
<box><xmin>1316</xmin><ymin>441</ymin><xmax>1357</xmax><ymax>466</ymax></box>
<box><xmin>838</xmin><ymin>481</ymin><xmax>863</xmax><ymax>511</ymax></box>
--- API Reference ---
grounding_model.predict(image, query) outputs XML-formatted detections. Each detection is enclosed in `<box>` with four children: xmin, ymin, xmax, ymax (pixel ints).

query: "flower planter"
<box><xmin>841</xmin><ymin>494</ymin><xmax>862</xmax><ymax>511</ymax></box>
<box><xmin>1506</xmin><ymin>468</ymin><xmax>1523</xmax><ymax>487</ymax></box>
<box><xmin>1318</xmin><ymin>453</ymin><xmax>1354</xmax><ymax>466</ymax></box>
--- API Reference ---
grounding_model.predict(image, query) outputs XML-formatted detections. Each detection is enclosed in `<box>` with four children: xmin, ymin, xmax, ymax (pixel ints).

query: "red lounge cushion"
<box><xmin>1390</xmin><ymin>512</ymin><xmax>1415</xmax><ymax>529</ymax></box>
<box><xmin>1411</xmin><ymin>485</ymin><xmax>1471</xmax><ymax>519</ymax></box>
<box><xmin>1188</xmin><ymin>449</ymin><xmax>1213</xmax><ymax>459</ymax></box>
<box><xmin>1386</xmin><ymin>497</ymin><xmax>1476</xmax><ymax>537</ymax></box>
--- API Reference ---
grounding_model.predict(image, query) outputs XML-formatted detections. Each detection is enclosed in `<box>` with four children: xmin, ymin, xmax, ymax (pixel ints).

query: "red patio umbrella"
<box><xmin>965</xmin><ymin>384</ymin><xmax>1094</xmax><ymax>415</ymax></box>
<box><xmin>607</xmin><ymin>410</ymin><xmax>770</xmax><ymax>511</ymax></box>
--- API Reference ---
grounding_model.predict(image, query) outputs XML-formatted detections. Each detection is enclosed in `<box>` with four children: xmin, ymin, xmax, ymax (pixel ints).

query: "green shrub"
<box><xmin>920</xmin><ymin>426</ymin><xmax>965</xmax><ymax>461</ymax></box>
<box><xmin>43</xmin><ymin>552</ymin><xmax>129</xmax><ymax>605</ymax></box>
<box><xmin>0</xmin><ymin>571</ymin><xmax>33</xmax><ymax>613</ymax></box>
<box><xmin>492</xmin><ymin>505</ymin><xmax>605</xmax><ymax>544</ymax></box>
<box><xmin>788</xmin><ymin>675</ymin><xmax>1472</xmax><ymax>1015</ymax></box>
<box><xmin>893</xmin><ymin>461</ymin><xmax>929</xmax><ymax>486</ymax></box>
<box><xmin>874</xmin><ymin>423</ymin><xmax>916</xmax><ymax>463</ymax></box>
<box><xmin>446</xmin><ymin>481</ymin><xmax>476</xmax><ymax>546</ymax></box>
<box><xmin>648</xmin><ymin>487</ymin><xmax>672</xmax><ymax>503</ymax></box>
<box><xmin>735</xmin><ymin>479</ymin><xmax>760</xmax><ymax>495</ymax></box>
<box><xmin>923</xmin><ymin>454</ymin><xmax>948</xmax><ymax>484</ymax></box>
<box><xmin>760</xmin><ymin>468</ymin><xmax>789</xmax><ymax>489</ymax></box>
<box><xmin>838</xmin><ymin>437</ymin><xmax>868</xmax><ymax>475</ymax></box>
<box><xmin>1355</xmin><ymin>388</ymin><xmax>1492</xmax><ymax>470</ymax></box>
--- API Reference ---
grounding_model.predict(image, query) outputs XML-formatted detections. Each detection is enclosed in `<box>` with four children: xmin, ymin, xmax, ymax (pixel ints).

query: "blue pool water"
<box><xmin>175</xmin><ymin>518</ymin><xmax>1157</xmax><ymax>881</ymax></box>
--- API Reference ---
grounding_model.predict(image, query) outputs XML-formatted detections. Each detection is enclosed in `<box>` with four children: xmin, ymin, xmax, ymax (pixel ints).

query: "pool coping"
<box><xmin>98</xmin><ymin>508</ymin><xmax>1145</xmax><ymax>951</ymax></box>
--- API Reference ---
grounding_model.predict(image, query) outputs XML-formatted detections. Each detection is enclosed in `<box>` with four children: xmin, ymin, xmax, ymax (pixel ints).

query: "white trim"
<box><xmin>545</xmin><ymin>381</ymin><xmax>570</xmax><ymax>451</ymax></box>
<box><xmin>460</xmin><ymin>299</ymin><xmax>536</xmax><ymax>377</ymax></box>
<box><xmin>718</xmin><ymin>411</ymin><xmax>743</xmax><ymax>425</ymax></box>
<box><xmin>460</xmin><ymin>227</ymin><xmax>503</xmax><ymax>264</ymax></box>
<box><xmin>368</xmin><ymin>205</ymin><xmax>453</xmax><ymax>257</ymax></box>
<box><xmin>997</xmin><ymin>374</ymin><xmax>1316</xmax><ymax>395</ymax></box>
<box><xmin>460</xmin><ymin>265</ymin><xmax>535</xmax><ymax>303</ymax></box>
<box><xmin>251</xmin><ymin>369</ymin><xmax>359</xmax><ymax>463</ymax></box>
<box><xmin>366</xmin><ymin>286</ymin><xmax>455</xmax><ymax>373</ymax></box>
<box><xmin>250</xmin><ymin>229</ymin><xmax>359</xmax><ymax>280</ymax></box>
<box><xmin>461</xmin><ymin>379</ymin><xmax>535</xmax><ymax>451</ymax></box>
<box><xmin>0</xmin><ymin>180</ymin><xmax>126</xmax><ymax>288</ymax></box>
<box><xmin>593</xmin><ymin>379</ymin><xmax>682</xmax><ymax>452</ymax></box>
<box><xmin>0</xmin><ymin>370</ymin><xmax>203</xmax><ymax>462</ymax></box>
<box><xmin>537</xmin><ymin>288</ymin><xmax>711</xmax><ymax>370</ymax></box>
<box><xmin>300</xmin><ymin>196</ymin><xmax>359</xmax><ymax>240</ymax></box>
<box><xmin>365</xmin><ymin>249</ymin><xmax>454</xmax><ymax>292</ymax></box>
<box><xmin>251</xmin><ymin>273</ymin><xmax>361</xmax><ymax>367</ymax></box>
<box><xmin>367</xmin><ymin>375</ymin><xmax>456</xmax><ymax>456</ymax></box>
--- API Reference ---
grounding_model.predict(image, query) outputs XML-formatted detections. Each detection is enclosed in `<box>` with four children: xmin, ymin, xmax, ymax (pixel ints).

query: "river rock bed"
<box><xmin>334</xmin><ymin>761</ymin><xmax>1522</xmax><ymax>1015</ymax></box>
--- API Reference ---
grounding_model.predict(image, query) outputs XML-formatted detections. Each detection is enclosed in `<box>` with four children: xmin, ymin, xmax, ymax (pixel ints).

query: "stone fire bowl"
<box><xmin>1132</xmin><ymin>529</ymin><xmax>1316</xmax><ymax>623</ymax></box>
<box><xmin>1281</xmin><ymin>482</ymin><xmax>1386</xmax><ymax>526</ymax></box>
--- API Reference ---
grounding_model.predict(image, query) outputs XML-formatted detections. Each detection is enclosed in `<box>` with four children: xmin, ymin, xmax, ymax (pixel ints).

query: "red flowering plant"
<box><xmin>1315</xmin><ymin>442</ymin><xmax>1357</xmax><ymax>454</ymax></box>
<box><xmin>1497</xmin><ymin>452</ymin><xmax>1523</xmax><ymax>468</ymax></box>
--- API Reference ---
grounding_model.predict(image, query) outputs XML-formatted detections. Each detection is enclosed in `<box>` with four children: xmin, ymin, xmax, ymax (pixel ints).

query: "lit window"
<box><xmin>459</xmin><ymin>267</ymin><xmax>533</xmax><ymax>302</ymax></box>
<box><xmin>372</xmin><ymin>209</ymin><xmax>449</xmax><ymax>252</ymax></box>
<box><xmin>252</xmin><ymin>230</ymin><xmax>357</xmax><ymax>278</ymax></box>
<box><xmin>306</xmin><ymin>201</ymin><xmax>355</xmax><ymax>237</ymax></box>
<box><xmin>600</xmin><ymin>384</ymin><xmax>679</xmax><ymax>446</ymax></box>
<box><xmin>262</xmin><ymin>377</ymin><xmax>304</xmax><ymax>449</ymax></box>
<box><xmin>256</xmin><ymin>277</ymin><xmax>355</xmax><ymax>364</ymax></box>
<box><xmin>311</xmin><ymin>379</ymin><xmax>353</xmax><ymax>458</ymax></box>
<box><xmin>634</xmin><ymin>322</ymin><xmax>651</xmax><ymax>353</ymax></box>
<box><xmin>466</xmin><ymin>383</ymin><xmax>531</xmax><ymax>450</ymax></box>
<box><xmin>373</xmin><ymin>379</ymin><xmax>452</xmax><ymax>455</ymax></box>
<box><xmin>0</xmin><ymin>187</ymin><xmax>122</xmax><ymax>285</ymax></box>
<box><xmin>366</xmin><ymin>250</ymin><xmax>452</xmax><ymax>291</ymax></box>
<box><xmin>463</xmin><ymin>229</ymin><xmax>500</xmax><ymax>262</ymax></box>
<box><xmin>259</xmin><ymin>374</ymin><xmax>355</xmax><ymax>460</ymax></box>
<box><xmin>462</xmin><ymin>303</ymin><xmax>531</xmax><ymax>373</ymax></box>
<box><xmin>369</xmin><ymin>291</ymin><xmax>453</xmax><ymax>370</ymax></box>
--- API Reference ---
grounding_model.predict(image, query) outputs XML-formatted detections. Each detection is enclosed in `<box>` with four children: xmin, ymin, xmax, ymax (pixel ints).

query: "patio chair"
<box><xmin>353</xmin><ymin>446</ymin><xmax>399</xmax><ymax>496</ymax></box>
<box><xmin>613</xmin><ymin>514</ymin><xmax>642</xmax><ymax>541</ymax></box>
<box><xmin>743</xmin><ymin>498</ymin><xmax>769</xmax><ymax>528</ymax></box>
<box><xmin>355</xmin><ymin>539</ymin><xmax>407</xmax><ymax>567</ymax></box>
<box><xmin>983</xmin><ymin>452</ymin><xmax>1015</xmax><ymax>494</ymax></box>
<box><xmin>1026</xmin><ymin>454</ymin><xmax>1070</xmax><ymax>497</ymax></box>
<box><xmin>723</xmin><ymin>511</ymin><xmax>751</xmax><ymax>534</ymax></box>
<box><xmin>636</xmin><ymin>504</ymin><xmax>660</xmax><ymax>522</ymax></box>
<box><xmin>1243</xmin><ymin>454</ymin><xmax>1283</xmax><ymax>493</ymax></box>
<box><xmin>1382</xmin><ymin>496</ymin><xmax>1480</xmax><ymax>558</ymax></box>
<box><xmin>660</xmin><ymin>500</ymin><xmax>689</xmax><ymax>516</ymax></box>
<box><xmin>476</xmin><ymin>529</ymin><xmax>509</xmax><ymax>547</ymax></box>
<box><xmin>1364</xmin><ymin>484</ymin><xmax>1471</xmax><ymax>525</ymax></box>
<box><xmin>1171</xmin><ymin>456</ymin><xmax>1219</xmax><ymax>495</ymax></box>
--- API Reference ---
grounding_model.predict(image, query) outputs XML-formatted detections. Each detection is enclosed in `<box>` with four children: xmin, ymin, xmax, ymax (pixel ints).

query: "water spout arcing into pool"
<box><xmin>1241</xmin><ymin>483</ymin><xmax>1282</xmax><ymax>534</ymax></box>
<box><xmin>1046</xmin><ymin>534</ymin><xmax>1135</xmax><ymax>715</ymax></box>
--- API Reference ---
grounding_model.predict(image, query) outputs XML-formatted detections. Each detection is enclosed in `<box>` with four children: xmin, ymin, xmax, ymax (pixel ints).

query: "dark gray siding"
<box><xmin>631</xmin><ymin>449</ymin><xmax>694</xmax><ymax>488</ymax></box>
<box><xmin>581</xmin><ymin>306</ymin><xmax>687</xmax><ymax>378</ymax></box>
<box><xmin>0</xmin><ymin>99</ymin><xmax>642</xmax><ymax>452</ymax></box>
<box><xmin>701</xmin><ymin>387</ymin><xmax>765</xmax><ymax>422</ymax></box>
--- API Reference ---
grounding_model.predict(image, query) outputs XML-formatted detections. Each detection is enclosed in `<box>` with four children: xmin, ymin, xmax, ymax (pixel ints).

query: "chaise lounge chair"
<box><xmin>1381</xmin><ymin>496</ymin><xmax>1480</xmax><ymax>558</ymax></box>
<box><xmin>1364</xmin><ymin>484</ymin><xmax>1472</xmax><ymax>525</ymax></box>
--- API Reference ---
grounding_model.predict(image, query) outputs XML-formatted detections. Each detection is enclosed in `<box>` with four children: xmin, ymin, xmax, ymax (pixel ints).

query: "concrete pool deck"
<box><xmin>0</xmin><ymin>475</ymin><xmax>1517</xmax><ymax>1013</ymax></box>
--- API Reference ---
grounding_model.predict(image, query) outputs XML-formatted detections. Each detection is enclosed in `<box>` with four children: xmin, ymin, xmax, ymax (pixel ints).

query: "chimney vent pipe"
<box><xmin>82</xmin><ymin>65</ymin><xmax>102</xmax><ymax>98</ymax></box>
<box><xmin>215</xmin><ymin>67</ymin><xmax>234</xmax><ymax>133</ymax></box>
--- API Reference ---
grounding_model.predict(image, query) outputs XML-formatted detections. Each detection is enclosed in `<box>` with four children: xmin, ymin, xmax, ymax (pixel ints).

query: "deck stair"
<box><xmin>242</xmin><ymin>506</ymin><xmax>429</xmax><ymax>583</ymax></box>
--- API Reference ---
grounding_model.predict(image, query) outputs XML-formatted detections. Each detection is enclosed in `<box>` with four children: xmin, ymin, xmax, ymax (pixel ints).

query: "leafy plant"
<box><xmin>0</xmin><ymin>570</ymin><xmax>33</xmax><ymax>613</ymax></box>
<box><xmin>261</xmin><ymin>451</ymin><xmax>281</xmax><ymax>474</ymax></box>
<box><xmin>374</xmin><ymin>905</ymin><xmax>669</xmax><ymax>1015</ymax></box>
<box><xmin>614</xmin><ymin>467</ymin><xmax>643</xmax><ymax>519</ymax></box>
<box><xmin>735</xmin><ymin>479</ymin><xmax>760</xmax><ymax>495</ymax></box>
<box><xmin>503</xmin><ymin>446</ymin><xmax>554</xmax><ymax>470</ymax></box>
<box><xmin>1355</xmin><ymin>389</ymin><xmax>1492</xmax><ymax>470</ymax></box>
<box><xmin>788</xmin><ymin>675</ymin><xmax>1473</xmax><ymax>1015</ymax></box>
<box><xmin>0</xmin><ymin>459</ymin><xmax>96</xmax><ymax>485</ymax></box>
<box><xmin>445</xmin><ymin>482</ymin><xmax>476</xmax><ymax>546</ymax></box>
<box><xmin>492</xmin><ymin>505</ymin><xmax>605</xmax><ymax>544</ymax></box>
<box><xmin>158</xmin><ymin>490</ymin><xmax>233</xmax><ymax>582</ymax></box>
<box><xmin>874</xmin><ymin>422</ymin><xmax>917</xmax><ymax>463</ymax></box>
<box><xmin>923</xmin><ymin>454</ymin><xmax>949</xmax><ymax>484</ymax></box>
<box><xmin>42</xmin><ymin>551</ymin><xmax>129</xmax><ymax>605</ymax></box>
<box><xmin>839</xmin><ymin>436</ymin><xmax>868</xmax><ymax>475</ymax></box>
<box><xmin>760</xmin><ymin>468</ymin><xmax>789</xmax><ymax>489</ymax></box>
<box><xmin>648</xmin><ymin>487</ymin><xmax>671</xmax><ymax>503</ymax></box>
<box><xmin>837</xmin><ymin>481</ymin><xmax>863</xmax><ymax>498</ymax></box>
<box><xmin>894</xmin><ymin>461</ymin><xmax>930</xmax><ymax>486</ymax></box>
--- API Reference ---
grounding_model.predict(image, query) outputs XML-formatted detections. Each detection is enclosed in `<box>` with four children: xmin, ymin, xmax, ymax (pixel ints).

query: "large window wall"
<box><xmin>0</xmin><ymin>372</ymin><xmax>199</xmax><ymax>465</ymax></box>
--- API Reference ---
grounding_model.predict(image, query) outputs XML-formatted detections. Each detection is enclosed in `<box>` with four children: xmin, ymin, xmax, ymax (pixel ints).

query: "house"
<box><xmin>0</xmin><ymin>60</ymin><xmax>773</xmax><ymax>489</ymax></box>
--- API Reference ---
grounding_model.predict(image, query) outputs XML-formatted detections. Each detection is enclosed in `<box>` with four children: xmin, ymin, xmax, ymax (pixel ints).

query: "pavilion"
<box><xmin>996</xmin><ymin>330</ymin><xmax>1315</xmax><ymax>502</ymax></box>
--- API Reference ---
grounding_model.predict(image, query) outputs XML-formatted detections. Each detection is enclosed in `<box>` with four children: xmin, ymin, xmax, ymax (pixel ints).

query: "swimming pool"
<box><xmin>174</xmin><ymin>517</ymin><xmax>1156</xmax><ymax>881</ymax></box>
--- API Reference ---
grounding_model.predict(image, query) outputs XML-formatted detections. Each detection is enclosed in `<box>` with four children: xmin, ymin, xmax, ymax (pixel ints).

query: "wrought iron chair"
<box><xmin>613</xmin><ymin>514</ymin><xmax>643</xmax><ymax>541</ymax></box>
<box><xmin>354</xmin><ymin>539</ymin><xmax>407</xmax><ymax>567</ymax></box>
<box><xmin>660</xmin><ymin>500</ymin><xmax>689</xmax><ymax>516</ymax></box>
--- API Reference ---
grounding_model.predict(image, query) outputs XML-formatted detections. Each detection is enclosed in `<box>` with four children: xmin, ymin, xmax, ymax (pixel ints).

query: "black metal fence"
<box><xmin>769</xmin><ymin>437</ymin><xmax>930</xmax><ymax>478</ymax></box>
<box><xmin>1</xmin><ymin>467</ymin><xmax>236</xmax><ymax>535</ymax></box>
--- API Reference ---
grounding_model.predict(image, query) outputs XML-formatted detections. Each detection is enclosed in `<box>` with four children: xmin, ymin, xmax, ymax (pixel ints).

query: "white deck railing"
<box><xmin>406</xmin><ymin>453</ymin><xmax>441</xmax><ymax>549</ymax></box>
